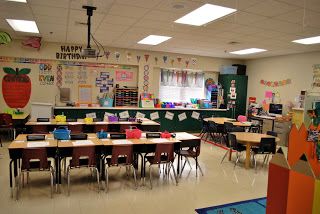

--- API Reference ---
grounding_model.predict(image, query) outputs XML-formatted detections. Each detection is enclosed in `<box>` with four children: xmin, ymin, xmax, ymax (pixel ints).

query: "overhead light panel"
<box><xmin>174</xmin><ymin>3</ymin><xmax>236</xmax><ymax>26</ymax></box>
<box><xmin>6</xmin><ymin>0</ymin><xmax>27</xmax><ymax>2</ymax></box>
<box><xmin>6</xmin><ymin>19</ymin><xmax>39</xmax><ymax>33</ymax></box>
<box><xmin>230</xmin><ymin>48</ymin><xmax>267</xmax><ymax>55</ymax></box>
<box><xmin>292</xmin><ymin>36</ymin><xmax>320</xmax><ymax>45</ymax></box>
<box><xmin>138</xmin><ymin>35</ymin><xmax>172</xmax><ymax>45</ymax></box>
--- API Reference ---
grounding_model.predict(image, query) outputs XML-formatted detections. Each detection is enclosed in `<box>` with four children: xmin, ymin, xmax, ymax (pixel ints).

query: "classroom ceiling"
<box><xmin>1</xmin><ymin>0</ymin><xmax>320</xmax><ymax>59</ymax></box>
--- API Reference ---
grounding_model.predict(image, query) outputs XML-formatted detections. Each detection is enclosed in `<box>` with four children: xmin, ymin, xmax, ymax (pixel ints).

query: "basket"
<box><xmin>126</xmin><ymin>127</ymin><xmax>142</xmax><ymax>139</ymax></box>
<box><xmin>53</xmin><ymin>127</ymin><xmax>70</xmax><ymax>140</ymax></box>
<box><xmin>99</xmin><ymin>98</ymin><xmax>113</xmax><ymax>107</ymax></box>
<box><xmin>55</xmin><ymin>115</ymin><xmax>66</xmax><ymax>122</ymax></box>
<box><xmin>97</xmin><ymin>131</ymin><xmax>108</xmax><ymax>139</ymax></box>
<box><xmin>84</xmin><ymin>117</ymin><xmax>93</xmax><ymax>123</ymax></box>
<box><xmin>108</xmin><ymin>115</ymin><xmax>118</xmax><ymax>122</ymax></box>
<box><xmin>161</xmin><ymin>131</ymin><xmax>171</xmax><ymax>138</ymax></box>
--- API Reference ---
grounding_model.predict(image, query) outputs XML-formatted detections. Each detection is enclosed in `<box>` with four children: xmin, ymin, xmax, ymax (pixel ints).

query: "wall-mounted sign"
<box><xmin>56</xmin><ymin>45</ymin><xmax>86</xmax><ymax>60</ymax></box>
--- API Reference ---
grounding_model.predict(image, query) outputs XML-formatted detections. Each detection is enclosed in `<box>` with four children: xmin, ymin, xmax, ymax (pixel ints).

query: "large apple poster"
<box><xmin>2</xmin><ymin>67</ymin><xmax>31</xmax><ymax>108</ymax></box>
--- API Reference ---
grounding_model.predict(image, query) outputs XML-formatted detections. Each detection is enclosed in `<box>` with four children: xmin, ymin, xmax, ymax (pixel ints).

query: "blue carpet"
<box><xmin>195</xmin><ymin>197</ymin><xmax>266</xmax><ymax>214</ymax></box>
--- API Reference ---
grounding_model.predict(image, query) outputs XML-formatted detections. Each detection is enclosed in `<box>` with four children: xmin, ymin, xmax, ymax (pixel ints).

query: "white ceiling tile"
<box><xmin>34</xmin><ymin>15</ymin><xmax>68</xmax><ymax>25</ymax></box>
<box><xmin>115</xmin><ymin>0</ymin><xmax>162</xmax><ymax>8</ymax></box>
<box><xmin>108</xmin><ymin>4</ymin><xmax>150</xmax><ymax>18</ymax></box>
<box><xmin>143</xmin><ymin>10</ymin><xmax>183</xmax><ymax>22</ymax></box>
<box><xmin>244</xmin><ymin>0</ymin><xmax>300</xmax><ymax>17</ymax></box>
<box><xmin>156</xmin><ymin>0</ymin><xmax>202</xmax><ymax>14</ymax></box>
<box><xmin>28</xmin><ymin>0</ymin><xmax>70</xmax><ymax>8</ymax></box>
<box><xmin>102</xmin><ymin>14</ymin><xmax>138</xmax><ymax>26</ymax></box>
<box><xmin>31</xmin><ymin>5</ymin><xmax>69</xmax><ymax>18</ymax></box>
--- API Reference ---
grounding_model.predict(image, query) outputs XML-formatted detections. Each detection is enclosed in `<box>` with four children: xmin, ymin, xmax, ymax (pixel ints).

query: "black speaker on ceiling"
<box><xmin>232</xmin><ymin>64</ymin><xmax>247</xmax><ymax>75</ymax></box>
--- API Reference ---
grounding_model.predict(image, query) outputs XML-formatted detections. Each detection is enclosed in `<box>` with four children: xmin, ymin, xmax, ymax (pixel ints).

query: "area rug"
<box><xmin>195</xmin><ymin>197</ymin><xmax>267</xmax><ymax>214</ymax></box>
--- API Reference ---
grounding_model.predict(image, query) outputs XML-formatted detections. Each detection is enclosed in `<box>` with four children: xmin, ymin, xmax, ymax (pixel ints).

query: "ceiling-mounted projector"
<box><xmin>81</xmin><ymin>5</ymin><xmax>97</xmax><ymax>58</ymax></box>
<box><xmin>81</xmin><ymin>48</ymin><xmax>96</xmax><ymax>58</ymax></box>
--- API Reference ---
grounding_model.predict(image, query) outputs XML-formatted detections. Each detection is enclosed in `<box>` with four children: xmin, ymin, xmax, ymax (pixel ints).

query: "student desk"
<box><xmin>204</xmin><ymin>117</ymin><xmax>252</xmax><ymax>127</ymax></box>
<box><xmin>25</xmin><ymin>118</ymin><xmax>160</xmax><ymax>133</ymax></box>
<box><xmin>230</xmin><ymin>132</ymin><xmax>280</xmax><ymax>169</ymax></box>
<box><xmin>8</xmin><ymin>132</ymin><xmax>200</xmax><ymax>197</ymax></box>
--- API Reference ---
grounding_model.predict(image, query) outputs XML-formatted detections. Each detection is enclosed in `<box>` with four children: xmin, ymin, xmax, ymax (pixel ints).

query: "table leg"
<box><xmin>228</xmin><ymin>148</ymin><xmax>232</xmax><ymax>161</ymax></box>
<box><xmin>9</xmin><ymin>160</ymin><xmax>14</xmax><ymax>198</ymax></box>
<box><xmin>245</xmin><ymin>144</ymin><xmax>251</xmax><ymax>169</ymax></box>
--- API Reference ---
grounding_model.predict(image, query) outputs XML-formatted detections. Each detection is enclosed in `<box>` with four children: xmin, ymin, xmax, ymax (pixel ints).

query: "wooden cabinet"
<box><xmin>114</xmin><ymin>88</ymin><xmax>138</xmax><ymax>107</ymax></box>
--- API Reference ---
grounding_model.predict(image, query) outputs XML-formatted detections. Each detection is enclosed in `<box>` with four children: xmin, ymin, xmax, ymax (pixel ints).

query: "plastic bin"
<box><xmin>126</xmin><ymin>127</ymin><xmax>142</xmax><ymax>139</ymax></box>
<box><xmin>53</xmin><ymin>127</ymin><xmax>70</xmax><ymax>140</ymax></box>
<box><xmin>99</xmin><ymin>98</ymin><xmax>113</xmax><ymax>107</ymax></box>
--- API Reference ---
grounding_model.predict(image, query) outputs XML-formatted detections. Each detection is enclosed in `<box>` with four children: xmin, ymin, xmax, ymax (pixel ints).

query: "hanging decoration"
<box><xmin>185</xmin><ymin>60</ymin><xmax>190</xmax><ymax>68</ymax></box>
<box><xmin>177</xmin><ymin>57</ymin><xmax>182</xmax><ymax>64</ymax></box>
<box><xmin>191</xmin><ymin>57</ymin><xmax>197</xmax><ymax>65</ymax></box>
<box><xmin>0</xmin><ymin>31</ymin><xmax>12</xmax><ymax>45</ymax></box>
<box><xmin>22</xmin><ymin>37</ymin><xmax>41</xmax><ymax>50</ymax></box>
<box><xmin>137</xmin><ymin>55</ymin><xmax>141</xmax><ymax>63</ymax></box>
<box><xmin>163</xmin><ymin>56</ymin><xmax>168</xmax><ymax>64</ymax></box>
<box><xmin>56</xmin><ymin>64</ymin><xmax>63</xmax><ymax>88</ymax></box>
<box><xmin>143</xmin><ymin>65</ymin><xmax>149</xmax><ymax>92</ymax></box>
<box><xmin>105</xmin><ymin>50</ymin><xmax>111</xmax><ymax>60</ymax></box>
<box><xmin>126</xmin><ymin>52</ymin><xmax>132</xmax><ymax>62</ymax></box>
<box><xmin>260</xmin><ymin>79</ymin><xmax>292</xmax><ymax>87</ymax></box>
<box><xmin>144</xmin><ymin>54</ymin><xmax>150</xmax><ymax>62</ymax></box>
<box><xmin>170</xmin><ymin>59</ymin><xmax>174</xmax><ymax>67</ymax></box>
<box><xmin>154</xmin><ymin>57</ymin><xmax>158</xmax><ymax>65</ymax></box>
<box><xmin>115</xmin><ymin>52</ymin><xmax>120</xmax><ymax>62</ymax></box>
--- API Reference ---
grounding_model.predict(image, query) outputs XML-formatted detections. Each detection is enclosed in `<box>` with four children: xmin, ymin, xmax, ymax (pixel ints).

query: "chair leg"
<box><xmin>234</xmin><ymin>151</ymin><xmax>240</xmax><ymax>168</ymax></box>
<box><xmin>149</xmin><ymin>165</ymin><xmax>153</xmax><ymax>189</ymax></box>
<box><xmin>131</xmin><ymin>165</ymin><xmax>137</xmax><ymax>189</ymax></box>
<box><xmin>67</xmin><ymin>167</ymin><xmax>71</xmax><ymax>196</ymax></box>
<box><xmin>195</xmin><ymin>157</ymin><xmax>198</xmax><ymax>177</ymax></box>
<box><xmin>170</xmin><ymin>163</ymin><xmax>178</xmax><ymax>186</ymax></box>
<box><xmin>195</xmin><ymin>157</ymin><xmax>204</xmax><ymax>176</ymax></box>
<box><xmin>105</xmin><ymin>166</ymin><xmax>109</xmax><ymax>192</ymax></box>
<box><xmin>220</xmin><ymin>150</ymin><xmax>229</xmax><ymax>164</ymax></box>
<box><xmin>50</xmin><ymin>167</ymin><xmax>54</xmax><ymax>198</ymax></box>
<box><xmin>95</xmin><ymin>167</ymin><xmax>100</xmax><ymax>193</ymax></box>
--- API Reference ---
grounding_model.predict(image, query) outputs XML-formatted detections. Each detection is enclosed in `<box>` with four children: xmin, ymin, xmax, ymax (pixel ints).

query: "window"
<box><xmin>159</xmin><ymin>69</ymin><xmax>205</xmax><ymax>102</ymax></box>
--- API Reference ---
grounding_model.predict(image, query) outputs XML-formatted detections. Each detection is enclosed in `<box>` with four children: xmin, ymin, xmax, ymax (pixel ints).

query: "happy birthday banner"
<box><xmin>260</xmin><ymin>79</ymin><xmax>291</xmax><ymax>87</ymax></box>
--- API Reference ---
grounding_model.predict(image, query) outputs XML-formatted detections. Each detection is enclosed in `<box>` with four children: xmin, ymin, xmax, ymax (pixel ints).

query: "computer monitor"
<box><xmin>269</xmin><ymin>103</ymin><xmax>283</xmax><ymax>115</ymax></box>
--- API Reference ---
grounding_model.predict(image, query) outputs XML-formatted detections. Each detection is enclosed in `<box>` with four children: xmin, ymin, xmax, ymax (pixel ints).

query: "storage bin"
<box><xmin>108</xmin><ymin>115</ymin><xmax>118</xmax><ymax>122</ymax></box>
<box><xmin>99</xmin><ymin>98</ymin><xmax>113</xmax><ymax>107</ymax></box>
<box><xmin>161</xmin><ymin>131</ymin><xmax>171</xmax><ymax>138</ymax></box>
<box><xmin>84</xmin><ymin>117</ymin><xmax>93</xmax><ymax>123</ymax></box>
<box><xmin>96</xmin><ymin>131</ymin><xmax>108</xmax><ymax>139</ymax></box>
<box><xmin>53</xmin><ymin>127</ymin><xmax>70</xmax><ymax>140</ymax></box>
<box><xmin>126</xmin><ymin>127</ymin><xmax>142</xmax><ymax>139</ymax></box>
<box><xmin>55</xmin><ymin>115</ymin><xmax>66</xmax><ymax>122</ymax></box>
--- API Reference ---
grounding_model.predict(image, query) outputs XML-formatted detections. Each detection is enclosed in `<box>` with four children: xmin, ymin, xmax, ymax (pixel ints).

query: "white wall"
<box><xmin>246</xmin><ymin>51</ymin><xmax>319</xmax><ymax>112</ymax></box>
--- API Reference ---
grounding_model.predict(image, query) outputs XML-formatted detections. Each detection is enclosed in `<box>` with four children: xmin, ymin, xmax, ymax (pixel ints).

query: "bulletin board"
<box><xmin>0</xmin><ymin>57</ymin><xmax>139</xmax><ymax>111</ymax></box>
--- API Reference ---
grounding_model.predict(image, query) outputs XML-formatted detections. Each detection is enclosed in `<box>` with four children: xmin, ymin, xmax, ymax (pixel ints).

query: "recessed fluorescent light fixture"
<box><xmin>138</xmin><ymin>35</ymin><xmax>172</xmax><ymax>45</ymax></box>
<box><xmin>6</xmin><ymin>0</ymin><xmax>27</xmax><ymax>2</ymax></box>
<box><xmin>174</xmin><ymin>3</ymin><xmax>236</xmax><ymax>26</ymax></box>
<box><xmin>230</xmin><ymin>48</ymin><xmax>267</xmax><ymax>55</ymax></box>
<box><xmin>6</xmin><ymin>19</ymin><xmax>39</xmax><ymax>33</ymax></box>
<box><xmin>292</xmin><ymin>36</ymin><xmax>320</xmax><ymax>45</ymax></box>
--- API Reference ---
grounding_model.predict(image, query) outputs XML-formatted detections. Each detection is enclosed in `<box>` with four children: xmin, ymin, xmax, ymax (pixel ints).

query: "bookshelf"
<box><xmin>114</xmin><ymin>88</ymin><xmax>139</xmax><ymax>107</ymax></box>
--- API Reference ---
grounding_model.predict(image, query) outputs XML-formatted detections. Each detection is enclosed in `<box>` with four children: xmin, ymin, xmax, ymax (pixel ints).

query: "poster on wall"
<box><xmin>313</xmin><ymin>64</ymin><xmax>320</xmax><ymax>87</ymax></box>
<box><xmin>191</xmin><ymin>111</ymin><xmax>200</xmax><ymax>120</ymax></box>
<box><xmin>178</xmin><ymin>112</ymin><xmax>187</xmax><ymax>121</ymax></box>
<box><xmin>165</xmin><ymin>111</ymin><xmax>174</xmax><ymax>120</ymax></box>
<box><xmin>150</xmin><ymin>112</ymin><xmax>159</xmax><ymax>120</ymax></box>
<box><xmin>116</xmin><ymin>70</ymin><xmax>133</xmax><ymax>82</ymax></box>
<box><xmin>64</xmin><ymin>70</ymin><xmax>74</xmax><ymax>85</ymax></box>
<box><xmin>2</xmin><ymin>67</ymin><xmax>32</xmax><ymax>108</ymax></box>
<box><xmin>39</xmin><ymin>63</ymin><xmax>54</xmax><ymax>85</ymax></box>
<box><xmin>78</xmin><ymin>85</ymin><xmax>92</xmax><ymax>104</ymax></box>
<box><xmin>95</xmin><ymin>71</ymin><xmax>114</xmax><ymax>93</ymax></box>
<box><xmin>77</xmin><ymin>69</ymin><xmax>87</xmax><ymax>84</ymax></box>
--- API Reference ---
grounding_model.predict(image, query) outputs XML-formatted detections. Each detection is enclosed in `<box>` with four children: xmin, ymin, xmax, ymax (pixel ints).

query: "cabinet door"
<box><xmin>218</xmin><ymin>74</ymin><xmax>248</xmax><ymax>117</ymax></box>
